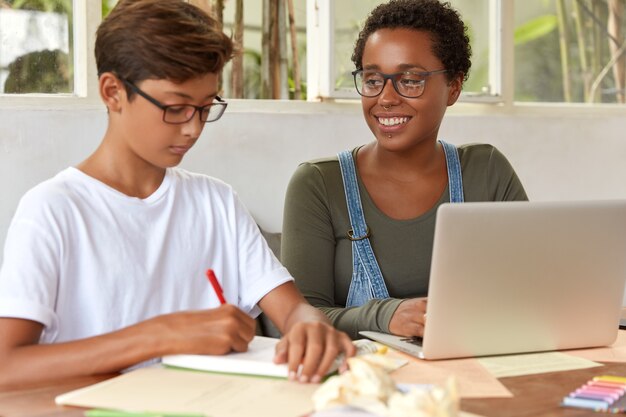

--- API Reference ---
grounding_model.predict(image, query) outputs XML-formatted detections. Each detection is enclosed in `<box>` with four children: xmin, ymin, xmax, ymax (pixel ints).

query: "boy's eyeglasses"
<box><xmin>352</xmin><ymin>69</ymin><xmax>449</xmax><ymax>99</ymax></box>
<box><xmin>120</xmin><ymin>78</ymin><xmax>227</xmax><ymax>124</ymax></box>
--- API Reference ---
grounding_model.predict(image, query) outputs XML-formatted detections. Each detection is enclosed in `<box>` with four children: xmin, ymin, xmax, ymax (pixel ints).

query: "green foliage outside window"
<box><xmin>514</xmin><ymin>1</ymin><xmax>626</xmax><ymax>103</ymax></box>
<box><xmin>1</xmin><ymin>0</ymin><xmax>73</xmax><ymax>94</ymax></box>
<box><xmin>4</xmin><ymin>49</ymin><xmax>70</xmax><ymax>93</ymax></box>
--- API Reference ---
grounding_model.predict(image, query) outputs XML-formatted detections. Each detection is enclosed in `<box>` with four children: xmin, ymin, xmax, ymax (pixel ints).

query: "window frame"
<box><xmin>0</xmin><ymin>0</ymin><xmax>101</xmax><ymax>109</ymax></box>
<box><xmin>0</xmin><ymin>0</ymin><xmax>624</xmax><ymax>117</ymax></box>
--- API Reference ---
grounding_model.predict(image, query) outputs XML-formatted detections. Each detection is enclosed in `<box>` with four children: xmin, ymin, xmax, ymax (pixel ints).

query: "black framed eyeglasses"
<box><xmin>352</xmin><ymin>69</ymin><xmax>450</xmax><ymax>98</ymax></box>
<box><xmin>119</xmin><ymin>78</ymin><xmax>227</xmax><ymax>124</ymax></box>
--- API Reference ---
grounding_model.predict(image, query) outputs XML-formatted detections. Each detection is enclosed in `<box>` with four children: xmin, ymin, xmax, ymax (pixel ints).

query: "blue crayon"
<box><xmin>562</xmin><ymin>396</ymin><xmax>609</xmax><ymax>411</ymax></box>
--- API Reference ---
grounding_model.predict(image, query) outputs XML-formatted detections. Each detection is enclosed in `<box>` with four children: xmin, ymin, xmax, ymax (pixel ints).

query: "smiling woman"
<box><xmin>357</xmin><ymin>29</ymin><xmax>460</xmax><ymax>155</ymax></box>
<box><xmin>280</xmin><ymin>0</ymin><xmax>528</xmax><ymax>340</ymax></box>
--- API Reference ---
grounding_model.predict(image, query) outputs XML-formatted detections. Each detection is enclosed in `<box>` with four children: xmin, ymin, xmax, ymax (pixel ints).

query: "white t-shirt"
<box><xmin>0</xmin><ymin>167</ymin><xmax>292</xmax><ymax>343</ymax></box>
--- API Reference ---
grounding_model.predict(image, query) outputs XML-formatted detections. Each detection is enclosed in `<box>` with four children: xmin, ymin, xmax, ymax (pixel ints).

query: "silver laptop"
<box><xmin>361</xmin><ymin>200</ymin><xmax>626</xmax><ymax>360</ymax></box>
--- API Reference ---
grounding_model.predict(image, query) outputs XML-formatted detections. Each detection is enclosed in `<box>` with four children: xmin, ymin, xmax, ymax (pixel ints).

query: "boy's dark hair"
<box><xmin>352</xmin><ymin>0</ymin><xmax>471</xmax><ymax>82</ymax></box>
<box><xmin>95</xmin><ymin>0</ymin><xmax>233</xmax><ymax>97</ymax></box>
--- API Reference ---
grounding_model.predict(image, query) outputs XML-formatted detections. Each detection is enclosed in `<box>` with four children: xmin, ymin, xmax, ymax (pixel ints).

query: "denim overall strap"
<box><xmin>440</xmin><ymin>140</ymin><xmax>465</xmax><ymax>203</ymax></box>
<box><xmin>338</xmin><ymin>150</ymin><xmax>390</xmax><ymax>307</ymax></box>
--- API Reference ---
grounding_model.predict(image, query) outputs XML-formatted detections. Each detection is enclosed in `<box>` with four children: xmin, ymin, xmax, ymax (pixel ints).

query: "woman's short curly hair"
<box><xmin>352</xmin><ymin>0</ymin><xmax>471</xmax><ymax>82</ymax></box>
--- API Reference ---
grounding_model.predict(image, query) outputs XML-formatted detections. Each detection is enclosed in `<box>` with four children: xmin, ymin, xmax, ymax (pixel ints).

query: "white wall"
<box><xmin>1</xmin><ymin>102</ymin><xmax>626</xmax><ymax>301</ymax></box>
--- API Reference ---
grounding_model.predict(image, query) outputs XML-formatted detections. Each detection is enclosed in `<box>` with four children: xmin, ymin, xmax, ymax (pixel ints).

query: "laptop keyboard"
<box><xmin>400</xmin><ymin>336</ymin><xmax>424</xmax><ymax>346</ymax></box>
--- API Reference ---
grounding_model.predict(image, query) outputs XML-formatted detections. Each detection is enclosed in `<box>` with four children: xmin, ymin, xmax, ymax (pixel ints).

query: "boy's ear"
<box><xmin>446</xmin><ymin>74</ymin><xmax>463</xmax><ymax>106</ymax></box>
<box><xmin>99</xmin><ymin>72</ymin><xmax>125</xmax><ymax>112</ymax></box>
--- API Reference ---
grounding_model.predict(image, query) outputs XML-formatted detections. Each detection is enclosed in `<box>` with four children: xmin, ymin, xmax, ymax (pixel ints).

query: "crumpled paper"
<box><xmin>312</xmin><ymin>355</ymin><xmax>459</xmax><ymax>417</ymax></box>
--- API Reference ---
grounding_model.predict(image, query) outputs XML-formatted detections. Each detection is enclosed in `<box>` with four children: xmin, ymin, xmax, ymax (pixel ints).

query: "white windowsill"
<box><xmin>1</xmin><ymin>94</ymin><xmax>625</xmax><ymax>118</ymax></box>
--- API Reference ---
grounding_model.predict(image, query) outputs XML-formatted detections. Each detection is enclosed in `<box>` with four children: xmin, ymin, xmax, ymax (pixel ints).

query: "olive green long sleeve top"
<box><xmin>281</xmin><ymin>144</ymin><xmax>528</xmax><ymax>339</ymax></box>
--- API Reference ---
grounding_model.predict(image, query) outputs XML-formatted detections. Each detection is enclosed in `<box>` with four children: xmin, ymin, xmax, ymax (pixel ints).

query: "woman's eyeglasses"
<box><xmin>352</xmin><ymin>69</ymin><xmax>449</xmax><ymax>99</ymax></box>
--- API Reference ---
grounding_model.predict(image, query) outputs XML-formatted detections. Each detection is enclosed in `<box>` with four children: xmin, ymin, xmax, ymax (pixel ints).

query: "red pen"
<box><xmin>206</xmin><ymin>269</ymin><xmax>227</xmax><ymax>304</ymax></box>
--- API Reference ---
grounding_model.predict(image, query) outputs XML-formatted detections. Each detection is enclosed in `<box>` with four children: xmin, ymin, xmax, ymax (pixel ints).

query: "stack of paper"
<box><xmin>56</xmin><ymin>367</ymin><xmax>318</xmax><ymax>417</ymax></box>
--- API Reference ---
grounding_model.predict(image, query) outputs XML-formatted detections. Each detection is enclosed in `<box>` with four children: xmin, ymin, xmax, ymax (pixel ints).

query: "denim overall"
<box><xmin>337</xmin><ymin>140</ymin><xmax>464</xmax><ymax>307</ymax></box>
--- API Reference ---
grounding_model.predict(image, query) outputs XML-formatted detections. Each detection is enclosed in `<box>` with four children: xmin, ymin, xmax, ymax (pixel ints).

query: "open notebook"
<box><xmin>161</xmin><ymin>335</ymin><xmax>335</xmax><ymax>378</ymax></box>
<box><xmin>362</xmin><ymin>200</ymin><xmax>626</xmax><ymax>360</ymax></box>
<box><xmin>162</xmin><ymin>337</ymin><xmax>388</xmax><ymax>378</ymax></box>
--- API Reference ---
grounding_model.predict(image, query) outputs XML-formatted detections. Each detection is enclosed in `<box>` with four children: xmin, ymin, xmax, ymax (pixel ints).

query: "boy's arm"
<box><xmin>258</xmin><ymin>282</ymin><xmax>356</xmax><ymax>383</ymax></box>
<box><xmin>0</xmin><ymin>305</ymin><xmax>256</xmax><ymax>389</ymax></box>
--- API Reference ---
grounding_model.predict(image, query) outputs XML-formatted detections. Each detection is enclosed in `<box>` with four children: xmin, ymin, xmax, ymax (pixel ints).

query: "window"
<box><xmin>0</xmin><ymin>0</ymin><xmax>73</xmax><ymax>94</ymax></box>
<box><xmin>311</xmin><ymin>0</ymin><xmax>626</xmax><ymax>105</ymax></box>
<box><xmin>307</xmin><ymin>0</ymin><xmax>495</xmax><ymax>101</ymax></box>
<box><xmin>515</xmin><ymin>1</ymin><xmax>626</xmax><ymax>103</ymax></box>
<box><xmin>218</xmin><ymin>0</ymin><xmax>307</xmax><ymax>100</ymax></box>
<box><xmin>2</xmin><ymin>0</ymin><xmax>625</xmax><ymax>106</ymax></box>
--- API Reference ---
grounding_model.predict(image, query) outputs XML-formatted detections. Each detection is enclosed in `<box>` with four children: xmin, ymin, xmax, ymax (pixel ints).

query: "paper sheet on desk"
<box><xmin>565</xmin><ymin>330</ymin><xmax>626</xmax><ymax>362</ymax></box>
<box><xmin>386</xmin><ymin>351</ymin><xmax>513</xmax><ymax>399</ymax></box>
<box><xmin>56</xmin><ymin>367</ymin><xmax>318</xmax><ymax>417</ymax></box>
<box><xmin>478</xmin><ymin>352</ymin><xmax>601</xmax><ymax>378</ymax></box>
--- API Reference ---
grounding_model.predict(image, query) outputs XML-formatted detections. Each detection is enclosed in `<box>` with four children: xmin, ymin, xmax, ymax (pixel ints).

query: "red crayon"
<box><xmin>589</xmin><ymin>380</ymin><xmax>626</xmax><ymax>390</ymax></box>
<box><xmin>206</xmin><ymin>269</ymin><xmax>227</xmax><ymax>305</ymax></box>
<box><xmin>575</xmin><ymin>387</ymin><xmax>620</xmax><ymax>400</ymax></box>
<box><xmin>583</xmin><ymin>384</ymin><xmax>625</xmax><ymax>395</ymax></box>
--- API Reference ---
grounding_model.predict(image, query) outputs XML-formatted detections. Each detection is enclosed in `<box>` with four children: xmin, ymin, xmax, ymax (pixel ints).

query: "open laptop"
<box><xmin>360</xmin><ymin>200</ymin><xmax>626</xmax><ymax>360</ymax></box>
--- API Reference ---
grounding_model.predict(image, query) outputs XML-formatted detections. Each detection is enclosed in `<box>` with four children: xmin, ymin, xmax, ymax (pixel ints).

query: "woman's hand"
<box><xmin>388</xmin><ymin>297</ymin><xmax>427</xmax><ymax>337</ymax></box>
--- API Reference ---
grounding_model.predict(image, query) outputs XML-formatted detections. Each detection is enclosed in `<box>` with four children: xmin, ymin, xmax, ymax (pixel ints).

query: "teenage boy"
<box><xmin>0</xmin><ymin>0</ymin><xmax>354</xmax><ymax>388</ymax></box>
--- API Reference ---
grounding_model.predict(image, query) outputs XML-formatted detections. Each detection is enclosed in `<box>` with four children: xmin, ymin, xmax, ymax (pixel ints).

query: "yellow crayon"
<box><xmin>593</xmin><ymin>375</ymin><xmax>626</xmax><ymax>384</ymax></box>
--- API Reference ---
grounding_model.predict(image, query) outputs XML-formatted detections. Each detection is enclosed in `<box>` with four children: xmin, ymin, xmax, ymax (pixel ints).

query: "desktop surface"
<box><xmin>4</xmin><ymin>362</ymin><xmax>626</xmax><ymax>417</ymax></box>
<box><xmin>463</xmin><ymin>361</ymin><xmax>626</xmax><ymax>417</ymax></box>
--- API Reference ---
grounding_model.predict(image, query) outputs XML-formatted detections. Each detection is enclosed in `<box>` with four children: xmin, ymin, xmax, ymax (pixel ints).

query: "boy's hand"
<box><xmin>273</xmin><ymin>321</ymin><xmax>355</xmax><ymax>383</ymax></box>
<box><xmin>388</xmin><ymin>297</ymin><xmax>427</xmax><ymax>337</ymax></box>
<box><xmin>155</xmin><ymin>304</ymin><xmax>256</xmax><ymax>355</ymax></box>
<box><xmin>0</xmin><ymin>304</ymin><xmax>256</xmax><ymax>388</ymax></box>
